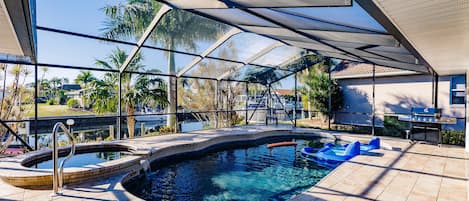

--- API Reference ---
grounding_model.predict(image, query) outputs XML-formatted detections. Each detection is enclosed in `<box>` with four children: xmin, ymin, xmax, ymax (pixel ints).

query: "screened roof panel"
<box><xmin>366</xmin><ymin>46</ymin><xmax>411</xmax><ymax>55</ymax></box>
<box><xmin>364</xmin><ymin>49</ymin><xmax>417</xmax><ymax>64</ymax></box>
<box><xmin>165</xmin><ymin>0</ymin><xmax>228</xmax><ymax>9</ymax></box>
<box><xmin>183</xmin><ymin>58</ymin><xmax>240</xmax><ymax>79</ymax></box>
<box><xmin>303</xmin><ymin>30</ymin><xmax>398</xmax><ymax>47</ymax></box>
<box><xmin>162</xmin><ymin>0</ymin><xmax>430</xmax><ymax>78</ymax></box>
<box><xmin>226</xmin><ymin>65</ymin><xmax>270</xmax><ymax>81</ymax></box>
<box><xmin>143</xmin><ymin>9</ymin><xmax>232</xmax><ymax>55</ymax></box>
<box><xmin>251</xmin><ymin>45</ymin><xmax>307</xmax><ymax>67</ymax></box>
<box><xmin>340</xmin><ymin>47</ymin><xmax>394</xmax><ymax>61</ymax></box>
<box><xmin>251</xmin><ymin>8</ymin><xmax>375</xmax><ymax>33</ymax></box>
<box><xmin>36</xmin><ymin>0</ymin><xmax>151</xmax><ymax>43</ymax></box>
<box><xmin>37</xmin><ymin>30</ymin><xmax>134</xmax><ymax>69</ymax></box>
<box><xmin>280</xmin><ymin>54</ymin><xmax>323</xmax><ymax>71</ymax></box>
<box><xmin>123</xmin><ymin>47</ymin><xmax>196</xmax><ymax>75</ymax></box>
<box><xmin>208</xmin><ymin>32</ymin><xmax>278</xmax><ymax>62</ymax></box>
<box><xmin>283</xmin><ymin>40</ymin><xmax>342</xmax><ymax>53</ymax></box>
<box><xmin>196</xmin><ymin>9</ymin><xmax>279</xmax><ymax>27</ymax></box>
<box><xmin>231</xmin><ymin>0</ymin><xmax>352</xmax><ymax>8</ymax></box>
<box><xmin>364</xmin><ymin>57</ymin><xmax>427</xmax><ymax>73</ymax></box>
<box><xmin>280</xmin><ymin>3</ymin><xmax>387</xmax><ymax>33</ymax></box>
<box><xmin>317</xmin><ymin>51</ymin><xmax>363</xmax><ymax>62</ymax></box>
<box><xmin>322</xmin><ymin>40</ymin><xmax>373</xmax><ymax>49</ymax></box>
<box><xmin>166</xmin><ymin>0</ymin><xmax>351</xmax><ymax>9</ymax></box>
<box><xmin>239</xmin><ymin>25</ymin><xmax>306</xmax><ymax>41</ymax></box>
<box><xmin>226</xmin><ymin>65</ymin><xmax>290</xmax><ymax>84</ymax></box>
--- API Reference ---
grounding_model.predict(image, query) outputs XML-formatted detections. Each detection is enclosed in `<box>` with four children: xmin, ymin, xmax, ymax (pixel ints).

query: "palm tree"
<box><xmin>75</xmin><ymin>71</ymin><xmax>96</xmax><ymax>88</ymax></box>
<box><xmin>75</xmin><ymin>71</ymin><xmax>96</xmax><ymax>109</ymax></box>
<box><xmin>299</xmin><ymin>57</ymin><xmax>343</xmax><ymax>122</ymax></box>
<box><xmin>101</xmin><ymin>0</ymin><xmax>228</xmax><ymax>128</ymax></box>
<box><xmin>93</xmin><ymin>47</ymin><xmax>168</xmax><ymax>138</ymax></box>
<box><xmin>49</xmin><ymin>77</ymin><xmax>63</xmax><ymax>98</ymax></box>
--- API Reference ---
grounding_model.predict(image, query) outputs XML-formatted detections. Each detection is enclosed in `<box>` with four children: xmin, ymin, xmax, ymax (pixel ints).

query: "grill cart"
<box><xmin>398</xmin><ymin>108</ymin><xmax>456</xmax><ymax>146</ymax></box>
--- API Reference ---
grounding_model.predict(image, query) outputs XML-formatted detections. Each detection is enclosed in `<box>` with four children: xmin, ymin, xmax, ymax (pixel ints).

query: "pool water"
<box><xmin>125</xmin><ymin>137</ymin><xmax>338</xmax><ymax>201</ymax></box>
<box><xmin>29</xmin><ymin>151</ymin><xmax>130</xmax><ymax>169</ymax></box>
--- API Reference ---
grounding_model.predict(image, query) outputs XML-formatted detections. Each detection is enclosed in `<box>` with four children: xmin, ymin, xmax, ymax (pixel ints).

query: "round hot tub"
<box><xmin>0</xmin><ymin>143</ymin><xmax>142</xmax><ymax>189</ymax></box>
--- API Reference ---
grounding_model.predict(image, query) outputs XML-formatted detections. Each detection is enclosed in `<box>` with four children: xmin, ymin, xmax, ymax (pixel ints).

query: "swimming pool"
<box><xmin>125</xmin><ymin>137</ymin><xmax>340</xmax><ymax>201</ymax></box>
<box><xmin>27</xmin><ymin>151</ymin><xmax>131</xmax><ymax>169</ymax></box>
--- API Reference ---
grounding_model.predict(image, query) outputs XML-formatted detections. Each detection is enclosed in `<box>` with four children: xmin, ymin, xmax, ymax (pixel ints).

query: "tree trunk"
<box><xmin>126</xmin><ymin>103</ymin><xmax>135</xmax><ymax>138</ymax></box>
<box><xmin>167</xmin><ymin>40</ymin><xmax>177</xmax><ymax>130</ymax></box>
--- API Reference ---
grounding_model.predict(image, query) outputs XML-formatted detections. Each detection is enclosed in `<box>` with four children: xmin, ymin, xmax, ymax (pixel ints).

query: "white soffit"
<box><xmin>0</xmin><ymin>1</ymin><xmax>23</xmax><ymax>56</ymax></box>
<box><xmin>373</xmin><ymin>0</ymin><xmax>469</xmax><ymax>75</ymax></box>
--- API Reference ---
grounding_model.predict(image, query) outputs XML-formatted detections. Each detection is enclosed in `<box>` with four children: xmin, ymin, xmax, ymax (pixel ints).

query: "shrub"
<box><xmin>57</xmin><ymin>90</ymin><xmax>67</xmax><ymax>105</ymax></box>
<box><xmin>46</xmin><ymin>99</ymin><xmax>57</xmax><ymax>105</ymax></box>
<box><xmin>230</xmin><ymin>112</ymin><xmax>245</xmax><ymax>126</ymax></box>
<box><xmin>159</xmin><ymin>126</ymin><xmax>175</xmax><ymax>134</ymax></box>
<box><xmin>442</xmin><ymin>130</ymin><xmax>465</xmax><ymax>146</ymax></box>
<box><xmin>67</xmin><ymin>99</ymin><xmax>79</xmax><ymax>108</ymax></box>
<box><xmin>382</xmin><ymin>116</ymin><xmax>410</xmax><ymax>138</ymax></box>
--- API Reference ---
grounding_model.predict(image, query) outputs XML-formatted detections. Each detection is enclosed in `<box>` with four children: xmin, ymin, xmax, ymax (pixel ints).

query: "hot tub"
<box><xmin>0</xmin><ymin>143</ymin><xmax>142</xmax><ymax>189</ymax></box>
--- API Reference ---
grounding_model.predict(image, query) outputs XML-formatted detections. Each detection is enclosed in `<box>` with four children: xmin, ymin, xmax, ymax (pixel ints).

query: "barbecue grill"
<box><xmin>398</xmin><ymin>107</ymin><xmax>456</xmax><ymax>146</ymax></box>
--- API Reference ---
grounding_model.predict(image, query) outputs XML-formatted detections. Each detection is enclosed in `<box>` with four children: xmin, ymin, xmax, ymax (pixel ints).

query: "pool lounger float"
<box><xmin>300</xmin><ymin>141</ymin><xmax>361</xmax><ymax>164</ymax></box>
<box><xmin>342</xmin><ymin>137</ymin><xmax>380</xmax><ymax>153</ymax></box>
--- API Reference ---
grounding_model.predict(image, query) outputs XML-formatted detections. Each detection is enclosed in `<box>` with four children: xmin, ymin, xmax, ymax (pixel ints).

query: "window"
<box><xmin>450</xmin><ymin>75</ymin><xmax>466</xmax><ymax>105</ymax></box>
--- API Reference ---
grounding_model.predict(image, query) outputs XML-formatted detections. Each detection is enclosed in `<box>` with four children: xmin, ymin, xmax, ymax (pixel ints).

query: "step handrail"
<box><xmin>52</xmin><ymin>122</ymin><xmax>76</xmax><ymax>195</ymax></box>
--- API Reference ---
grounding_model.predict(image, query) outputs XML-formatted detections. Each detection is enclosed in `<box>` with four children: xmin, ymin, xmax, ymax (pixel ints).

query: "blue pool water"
<box><xmin>125</xmin><ymin>137</ymin><xmax>339</xmax><ymax>201</ymax></box>
<box><xmin>28</xmin><ymin>151</ymin><xmax>130</xmax><ymax>169</ymax></box>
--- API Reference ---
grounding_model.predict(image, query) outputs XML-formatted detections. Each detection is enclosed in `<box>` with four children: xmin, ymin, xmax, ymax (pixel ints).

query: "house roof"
<box><xmin>275</xmin><ymin>89</ymin><xmax>298</xmax><ymax>96</ymax></box>
<box><xmin>331</xmin><ymin>61</ymin><xmax>418</xmax><ymax>79</ymax></box>
<box><xmin>59</xmin><ymin>84</ymin><xmax>81</xmax><ymax>90</ymax></box>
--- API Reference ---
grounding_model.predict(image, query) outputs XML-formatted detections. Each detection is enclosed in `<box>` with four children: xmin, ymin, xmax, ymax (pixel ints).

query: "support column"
<box><xmin>328</xmin><ymin>66</ymin><xmax>332</xmax><ymax>130</ymax></box>
<box><xmin>267</xmin><ymin>84</ymin><xmax>271</xmax><ymax>126</ymax></box>
<box><xmin>216</xmin><ymin>80</ymin><xmax>219</xmax><ymax>128</ymax></box>
<box><xmin>34</xmin><ymin>64</ymin><xmax>38</xmax><ymax>149</ymax></box>
<box><xmin>464</xmin><ymin>69</ymin><xmax>469</xmax><ymax>152</ymax></box>
<box><xmin>117</xmin><ymin>72</ymin><xmax>122</xmax><ymax>140</ymax></box>
<box><xmin>294</xmin><ymin>72</ymin><xmax>298</xmax><ymax>127</ymax></box>
<box><xmin>245</xmin><ymin>83</ymin><xmax>249</xmax><ymax>125</ymax></box>
<box><xmin>372</xmin><ymin>64</ymin><xmax>376</xmax><ymax>136</ymax></box>
<box><xmin>434</xmin><ymin>73</ymin><xmax>439</xmax><ymax>108</ymax></box>
<box><xmin>175</xmin><ymin>77</ymin><xmax>179</xmax><ymax>133</ymax></box>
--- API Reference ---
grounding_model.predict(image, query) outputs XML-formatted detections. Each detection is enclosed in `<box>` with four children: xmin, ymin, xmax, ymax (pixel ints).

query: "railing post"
<box><xmin>372</xmin><ymin>64</ymin><xmax>376</xmax><ymax>136</ymax></box>
<box><xmin>52</xmin><ymin>125</ymin><xmax>59</xmax><ymax>194</ymax></box>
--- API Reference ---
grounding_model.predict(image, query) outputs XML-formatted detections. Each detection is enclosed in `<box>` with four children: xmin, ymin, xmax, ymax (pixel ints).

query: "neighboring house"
<box><xmin>332</xmin><ymin>62</ymin><xmax>465</xmax><ymax>130</ymax></box>
<box><xmin>65</xmin><ymin>89</ymin><xmax>86</xmax><ymax>107</ymax></box>
<box><xmin>58</xmin><ymin>84</ymin><xmax>81</xmax><ymax>91</ymax></box>
<box><xmin>273</xmin><ymin>89</ymin><xmax>301</xmax><ymax>110</ymax></box>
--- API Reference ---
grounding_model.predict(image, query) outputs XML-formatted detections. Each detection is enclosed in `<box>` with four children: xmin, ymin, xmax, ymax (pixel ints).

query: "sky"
<box><xmin>29</xmin><ymin>0</ymin><xmax>385</xmax><ymax>89</ymax></box>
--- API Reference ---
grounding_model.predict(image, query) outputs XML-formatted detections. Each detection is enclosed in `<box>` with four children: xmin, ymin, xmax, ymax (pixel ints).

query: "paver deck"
<box><xmin>0</xmin><ymin>126</ymin><xmax>467</xmax><ymax>201</ymax></box>
<box><xmin>290</xmin><ymin>134</ymin><xmax>469</xmax><ymax>201</ymax></box>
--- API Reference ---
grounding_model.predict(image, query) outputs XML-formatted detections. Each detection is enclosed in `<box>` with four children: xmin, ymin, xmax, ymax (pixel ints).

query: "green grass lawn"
<box><xmin>25</xmin><ymin>104</ymin><xmax>95</xmax><ymax>117</ymax></box>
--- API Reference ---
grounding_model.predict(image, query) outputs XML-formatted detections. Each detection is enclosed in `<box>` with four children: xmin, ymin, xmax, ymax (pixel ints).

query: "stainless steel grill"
<box><xmin>398</xmin><ymin>108</ymin><xmax>456</xmax><ymax>146</ymax></box>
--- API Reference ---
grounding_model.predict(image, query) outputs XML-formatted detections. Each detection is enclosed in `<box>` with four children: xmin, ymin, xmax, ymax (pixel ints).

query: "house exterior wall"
<box><xmin>335</xmin><ymin>74</ymin><xmax>465</xmax><ymax>130</ymax></box>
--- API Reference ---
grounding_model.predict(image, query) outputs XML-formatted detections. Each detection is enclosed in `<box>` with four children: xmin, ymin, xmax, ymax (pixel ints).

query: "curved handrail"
<box><xmin>51</xmin><ymin>122</ymin><xmax>76</xmax><ymax>195</ymax></box>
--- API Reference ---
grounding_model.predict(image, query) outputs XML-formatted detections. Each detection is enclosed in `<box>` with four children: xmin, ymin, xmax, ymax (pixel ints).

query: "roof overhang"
<box><xmin>0</xmin><ymin>0</ymin><xmax>36</xmax><ymax>62</ymax></box>
<box><xmin>361</xmin><ymin>0</ymin><xmax>469</xmax><ymax>76</ymax></box>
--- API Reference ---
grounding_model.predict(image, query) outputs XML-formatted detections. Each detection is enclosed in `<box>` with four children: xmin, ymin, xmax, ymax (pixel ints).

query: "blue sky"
<box><xmin>34</xmin><ymin>0</ymin><xmax>384</xmax><ymax>89</ymax></box>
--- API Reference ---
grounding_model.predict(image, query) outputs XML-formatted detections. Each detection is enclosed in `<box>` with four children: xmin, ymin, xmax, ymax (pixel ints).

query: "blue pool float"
<box><xmin>300</xmin><ymin>141</ymin><xmax>361</xmax><ymax>163</ymax></box>
<box><xmin>342</xmin><ymin>137</ymin><xmax>380</xmax><ymax>152</ymax></box>
<box><xmin>360</xmin><ymin>137</ymin><xmax>380</xmax><ymax>151</ymax></box>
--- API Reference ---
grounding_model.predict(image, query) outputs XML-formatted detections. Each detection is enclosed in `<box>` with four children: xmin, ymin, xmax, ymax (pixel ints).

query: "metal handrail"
<box><xmin>51</xmin><ymin>122</ymin><xmax>76</xmax><ymax>195</ymax></box>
